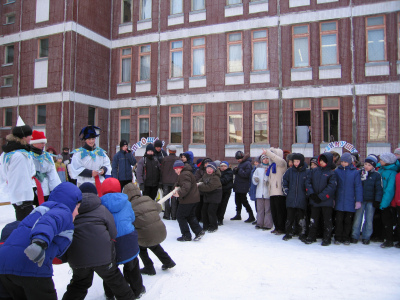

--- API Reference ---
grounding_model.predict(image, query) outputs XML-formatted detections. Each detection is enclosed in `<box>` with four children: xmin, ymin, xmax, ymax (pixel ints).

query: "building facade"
<box><xmin>0</xmin><ymin>0</ymin><xmax>399</xmax><ymax>164</ymax></box>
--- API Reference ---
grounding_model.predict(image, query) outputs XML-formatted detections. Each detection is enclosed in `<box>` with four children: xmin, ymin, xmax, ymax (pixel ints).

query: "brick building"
<box><xmin>0</xmin><ymin>0</ymin><xmax>399</xmax><ymax>164</ymax></box>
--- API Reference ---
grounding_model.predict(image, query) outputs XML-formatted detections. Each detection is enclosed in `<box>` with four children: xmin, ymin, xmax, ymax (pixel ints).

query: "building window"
<box><xmin>293</xmin><ymin>25</ymin><xmax>309</xmax><ymax>68</ymax></box>
<box><xmin>170</xmin><ymin>106</ymin><xmax>182</xmax><ymax>144</ymax></box>
<box><xmin>253</xmin><ymin>101</ymin><xmax>268</xmax><ymax>143</ymax></box>
<box><xmin>5</xmin><ymin>0</ymin><xmax>16</xmax><ymax>3</ymax></box>
<box><xmin>139</xmin><ymin>45</ymin><xmax>151</xmax><ymax>81</ymax></box>
<box><xmin>5</xmin><ymin>45</ymin><xmax>14</xmax><ymax>64</ymax></box>
<box><xmin>140</xmin><ymin>0</ymin><xmax>152</xmax><ymax>20</ymax></box>
<box><xmin>170</xmin><ymin>41</ymin><xmax>183</xmax><ymax>78</ymax></box>
<box><xmin>120</xmin><ymin>48</ymin><xmax>131</xmax><ymax>83</ymax></box>
<box><xmin>192</xmin><ymin>0</ymin><xmax>205</xmax><ymax>11</ymax></box>
<box><xmin>5</xmin><ymin>14</ymin><xmax>15</xmax><ymax>24</ymax></box>
<box><xmin>120</xmin><ymin>109</ymin><xmax>130</xmax><ymax>142</ymax></box>
<box><xmin>88</xmin><ymin>107</ymin><xmax>96</xmax><ymax>126</ymax></box>
<box><xmin>227</xmin><ymin>0</ymin><xmax>241</xmax><ymax>5</ymax></box>
<box><xmin>368</xmin><ymin>95</ymin><xmax>387</xmax><ymax>142</ymax></box>
<box><xmin>171</xmin><ymin>0</ymin><xmax>183</xmax><ymax>14</ymax></box>
<box><xmin>320</xmin><ymin>21</ymin><xmax>338</xmax><ymax>66</ymax></box>
<box><xmin>3</xmin><ymin>76</ymin><xmax>13</xmax><ymax>87</ymax></box>
<box><xmin>228</xmin><ymin>102</ymin><xmax>243</xmax><ymax>143</ymax></box>
<box><xmin>227</xmin><ymin>32</ymin><xmax>243</xmax><ymax>73</ymax></box>
<box><xmin>294</xmin><ymin>99</ymin><xmax>311</xmax><ymax>143</ymax></box>
<box><xmin>192</xmin><ymin>37</ymin><xmax>205</xmax><ymax>76</ymax></box>
<box><xmin>36</xmin><ymin>105</ymin><xmax>46</xmax><ymax>125</ymax></box>
<box><xmin>321</xmin><ymin>98</ymin><xmax>339</xmax><ymax>143</ymax></box>
<box><xmin>122</xmin><ymin>0</ymin><xmax>132</xmax><ymax>23</ymax></box>
<box><xmin>138</xmin><ymin>107</ymin><xmax>150</xmax><ymax>139</ymax></box>
<box><xmin>366</xmin><ymin>15</ymin><xmax>386</xmax><ymax>62</ymax></box>
<box><xmin>38</xmin><ymin>38</ymin><xmax>49</xmax><ymax>58</ymax></box>
<box><xmin>192</xmin><ymin>104</ymin><xmax>205</xmax><ymax>143</ymax></box>
<box><xmin>4</xmin><ymin>108</ymin><xmax>12</xmax><ymax>127</ymax></box>
<box><xmin>252</xmin><ymin>29</ymin><xmax>268</xmax><ymax>71</ymax></box>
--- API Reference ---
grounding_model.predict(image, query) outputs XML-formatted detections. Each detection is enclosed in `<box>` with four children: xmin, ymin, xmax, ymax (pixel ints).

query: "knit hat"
<box><xmin>365</xmin><ymin>155</ymin><xmax>378</xmax><ymax>168</ymax></box>
<box><xmin>206</xmin><ymin>162</ymin><xmax>217</xmax><ymax>172</ymax></box>
<box><xmin>235</xmin><ymin>151</ymin><xmax>244</xmax><ymax>160</ymax></box>
<box><xmin>120</xmin><ymin>140</ymin><xmax>128</xmax><ymax>148</ymax></box>
<box><xmin>56</xmin><ymin>154</ymin><xmax>63</xmax><ymax>160</ymax></box>
<box><xmin>154</xmin><ymin>140</ymin><xmax>163</xmax><ymax>148</ymax></box>
<box><xmin>214</xmin><ymin>160</ymin><xmax>221</xmax><ymax>168</ymax></box>
<box><xmin>220</xmin><ymin>161</ymin><xmax>229</xmax><ymax>167</ymax></box>
<box><xmin>196</xmin><ymin>158</ymin><xmax>203</xmax><ymax>165</ymax></box>
<box><xmin>310</xmin><ymin>156</ymin><xmax>318</xmax><ymax>165</ymax></box>
<box><xmin>253</xmin><ymin>156</ymin><xmax>261</xmax><ymax>164</ymax></box>
<box><xmin>62</xmin><ymin>147</ymin><xmax>69</xmax><ymax>151</ymax></box>
<box><xmin>173</xmin><ymin>160</ymin><xmax>185</xmax><ymax>169</ymax></box>
<box><xmin>168</xmin><ymin>145</ymin><xmax>177</xmax><ymax>152</ymax></box>
<box><xmin>79</xmin><ymin>182</ymin><xmax>98</xmax><ymax>195</ymax></box>
<box><xmin>340</xmin><ymin>152</ymin><xmax>353</xmax><ymax>164</ymax></box>
<box><xmin>286</xmin><ymin>153</ymin><xmax>294</xmax><ymax>162</ymax></box>
<box><xmin>260</xmin><ymin>154</ymin><xmax>268</xmax><ymax>161</ymax></box>
<box><xmin>12</xmin><ymin>116</ymin><xmax>32</xmax><ymax>139</ymax></box>
<box><xmin>30</xmin><ymin>130</ymin><xmax>47</xmax><ymax>144</ymax></box>
<box><xmin>79</xmin><ymin>125</ymin><xmax>100</xmax><ymax>140</ymax></box>
<box><xmin>146</xmin><ymin>143</ymin><xmax>155</xmax><ymax>152</ymax></box>
<box><xmin>394</xmin><ymin>148</ymin><xmax>400</xmax><ymax>155</ymax></box>
<box><xmin>368</xmin><ymin>154</ymin><xmax>379</xmax><ymax>162</ymax></box>
<box><xmin>102</xmin><ymin>178</ymin><xmax>121</xmax><ymax>195</ymax></box>
<box><xmin>379</xmin><ymin>152</ymin><xmax>397</xmax><ymax>165</ymax></box>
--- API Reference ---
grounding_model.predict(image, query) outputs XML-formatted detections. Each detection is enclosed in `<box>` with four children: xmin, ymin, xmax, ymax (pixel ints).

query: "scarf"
<box><xmin>266</xmin><ymin>163</ymin><xmax>276</xmax><ymax>176</ymax></box>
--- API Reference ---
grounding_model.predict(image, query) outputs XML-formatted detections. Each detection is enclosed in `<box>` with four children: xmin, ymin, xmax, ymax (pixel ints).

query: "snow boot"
<box><xmin>255</xmin><ymin>225</ymin><xmax>261</xmax><ymax>229</ymax></box>
<box><xmin>362</xmin><ymin>239</ymin><xmax>370</xmax><ymax>245</ymax></box>
<box><xmin>304</xmin><ymin>237</ymin><xmax>316</xmax><ymax>244</ymax></box>
<box><xmin>321</xmin><ymin>239</ymin><xmax>331</xmax><ymax>246</ymax></box>
<box><xmin>343</xmin><ymin>239</ymin><xmax>350</xmax><ymax>246</ymax></box>
<box><xmin>230</xmin><ymin>215</ymin><xmax>242</xmax><ymax>220</ymax></box>
<box><xmin>194</xmin><ymin>230</ymin><xmax>205</xmax><ymax>241</ymax></box>
<box><xmin>162</xmin><ymin>260</ymin><xmax>176</xmax><ymax>271</ymax></box>
<box><xmin>244</xmin><ymin>213</ymin><xmax>255</xmax><ymax>223</ymax></box>
<box><xmin>252</xmin><ymin>220</ymin><xmax>257</xmax><ymax>225</ymax></box>
<box><xmin>208</xmin><ymin>228</ymin><xmax>218</xmax><ymax>233</ymax></box>
<box><xmin>334</xmin><ymin>239</ymin><xmax>341</xmax><ymax>245</ymax></box>
<box><xmin>351</xmin><ymin>238</ymin><xmax>358</xmax><ymax>244</ymax></box>
<box><xmin>380</xmin><ymin>240</ymin><xmax>394</xmax><ymax>248</ymax></box>
<box><xmin>262</xmin><ymin>227</ymin><xmax>272</xmax><ymax>231</ymax></box>
<box><xmin>217</xmin><ymin>220</ymin><xmax>224</xmax><ymax>226</ymax></box>
<box><xmin>140</xmin><ymin>267</ymin><xmax>156</xmax><ymax>276</ymax></box>
<box><xmin>177</xmin><ymin>236</ymin><xmax>192</xmax><ymax>242</ymax></box>
<box><xmin>299</xmin><ymin>235</ymin><xmax>307</xmax><ymax>242</ymax></box>
<box><xmin>134</xmin><ymin>286</ymin><xmax>146</xmax><ymax>300</ymax></box>
<box><xmin>274</xmin><ymin>230</ymin><xmax>284</xmax><ymax>235</ymax></box>
<box><xmin>282</xmin><ymin>234</ymin><xmax>292</xmax><ymax>241</ymax></box>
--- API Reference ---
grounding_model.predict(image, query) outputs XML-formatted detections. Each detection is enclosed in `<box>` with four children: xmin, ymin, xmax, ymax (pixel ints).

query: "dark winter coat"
<box><xmin>101</xmin><ymin>193</ymin><xmax>140</xmax><ymax>264</ymax></box>
<box><xmin>175</xmin><ymin>164</ymin><xmax>200</xmax><ymax>204</ymax></box>
<box><xmin>194</xmin><ymin>157</ymin><xmax>212</xmax><ymax>182</ymax></box>
<box><xmin>282</xmin><ymin>162</ymin><xmax>310</xmax><ymax>210</ymax></box>
<box><xmin>136</xmin><ymin>154</ymin><xmax>161</xmax><ymax>186</ymax></box>
<box><xmin>249</xmin><ymin>166</ymin><xmax>258</xmax><ymax>201</ymax></box>
<box><xmin>0</xmin><ymin>182</ymin><xmax>81</xmax><ymax>277</ymax></box>
<box><xmin>220</xmin><ymin>168</ymin><xmax>234</xmax><ymax>192</ymax></box>
<box><xmin>306</xmin><ymin>152</ymin><xmax>337</xmax><ymax>208</ymax></box>
<box><xmin>124</xmin><ymin>183</ymin><xmax>167</xmax><ymax>247</ymax></box>
<box><xmin>360</xmin><ymin>169</ymin><xmax>383</xmax><ymax>203</ymax></box>
<box><xmin>160</xmin><ymin>153</ymin><xmax>179</xmax><ymax>185</ymax></box>
<box><xmin>334</xmin><ymin>164</ymin><xmax>363</xmax><ymax>212</ymax></box>
<box><xmin>232</xmin><ymin>154</ymin><xmax>252</xmax><ymax>193</ymax></box>
<box><xmin>377</xmin><ymin>163</ymin><xmax>398</xmax><ymax>209</ymax></box>
<box><xmin>154</xmin><ymin>149</ymin><xmax>168</xmax><ymax>164</ymax></box>
<box><xmin>198</xmin><ymin>169</ymin><xmax>222</xmax><ymax>204</ymax></box>
<box><xmin>111</xmin><ymin>150</ymin><xmax>137</xmax><ymax>181</ymax></box>
<box><xmin>64</xmin><ymin>193</ymin><xmax>117</xmax><ymax>269</ymax></box>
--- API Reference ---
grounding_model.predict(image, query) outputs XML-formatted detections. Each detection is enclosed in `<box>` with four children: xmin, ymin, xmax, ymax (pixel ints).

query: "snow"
<box><xmin>1</xmin><ymin>195</ymin><xmax>399</xmax><ymax>300</ymax></box>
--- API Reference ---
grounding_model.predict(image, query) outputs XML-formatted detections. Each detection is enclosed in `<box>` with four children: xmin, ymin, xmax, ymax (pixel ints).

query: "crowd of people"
<box><xmin>0</xmin><ymin>117</ymin><xmax>399</xmax><ymax>300</ymax></box>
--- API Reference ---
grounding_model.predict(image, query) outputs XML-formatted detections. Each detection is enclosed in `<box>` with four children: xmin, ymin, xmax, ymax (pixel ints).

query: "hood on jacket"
<box><xmin>199</xmin><ymin>157</ymin><xmax>212</xmax><ymax>170</ymax></box>
<box><xmin>268</xmin><ymin>148</ymin><xmax>283</xmax><ymax>163</ymax></box>
<box><xmin>0</xmin><ymin>221</ymin><xmax>20</xmax><ymax>243</ymax></box>
<box><xmin>102</xmin><ymin>178</ymin><xmax>122</xmax><ymax>195</ymax></box>
<box><xmin>101</xmin><ymin>193</ymin><xmax>130</xmax><ymax>214</ymax></box>
<box><xmin>123</xmin><ymin>183</ymin><xmax>142</xmax><ymax>202</ymax></box>
<box><xmin>48</xmin><ymin>182</ymin><xmax>82</xmax><ymax>213</ymax></box>
<box><xmin>78</xmin><ymin>193</ymin><xmax>102</xmax><ymax>214</ymax></box>
<box><xmin>240</xmin><ymin>153</ymin><xmax>251</xmax><ymax>164</ymax></box>
<box><xmin>318</xmin><ymin>152</ymin><xmax>334</xmax><ymax>170</ymax></box>
<box><xmin>185</xmin><ymin>151</ymin><xmax>194</xmax><ymax>162</ymax></box>
<box><xmin>381</xmin><ymin>163</ymin><xmax>399</xmax><ymax>172</ymax></box>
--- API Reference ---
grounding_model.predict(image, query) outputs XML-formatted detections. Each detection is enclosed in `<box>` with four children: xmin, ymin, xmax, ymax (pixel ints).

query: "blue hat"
<box><xmin>173</xmin><ymin>160</ymin><xmax>185</xmax><ymax>169</ymax></box>
<box><xmin>220</xmin><ymin>161</ymin><xmax>229</xmax><ymax>167</ymax></box>
<box><xmin>340</xmin><ymin>153</ymin><xmax>353</xmax><ymax>164</ymax></box>
<box><xmin>79</xmin><ymin>125</ymin><xmax>100</xmax><ymax>140</ymax></box>
<box><xmin>79</xmin><ymin>182</ymin><xmax>98</xmax><ymax>195</ymax></box>
<box><xmin>365</xmin><ymin>155</ymin><xmax>377</xmax><ymax>167</ymax></box>
<box><xmin>206</xmin><ymin>162</ymin><xmax>217</xmax><ymax>172</ymax></box>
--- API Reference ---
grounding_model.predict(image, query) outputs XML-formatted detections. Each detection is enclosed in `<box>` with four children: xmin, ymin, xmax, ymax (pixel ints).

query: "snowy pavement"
<box><xmin>0</xmin><ymin>194</ymin><xmax>399</xmax><ymax>300</ymax></box>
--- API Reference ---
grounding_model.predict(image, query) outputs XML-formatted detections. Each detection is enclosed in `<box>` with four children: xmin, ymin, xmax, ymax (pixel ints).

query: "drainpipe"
<box><xmin>277</xmin><ymin>0</ymin><xmax>283</xmax><ymax>149</ymax></box>
<box><xmin>72</xmin><ymin>0</ymin><xmax>79</xmax><ymax>149</ymax></box>
<box><xmin>156</xmin><ymin>0</ymin><xmax>161</xmax><ymax>138</ymax></box>
<box><xmin>17</xmin><ymin>0</ymin><xmax>24</xmax><ymax>117</ymax></box>
<box><xmin>108</xmin><ymin>0</ymin><xmax>114</xmax><ymax>154</ymax></box>
<box><xmin>60</xmin><ymin>0</ymin><xmax>68</xmax><ymax>149</ymax></box>
<box><xmin>350</xmin><ymin>0</ymin><xmax>357</xmax><ymax>148</ymax></box>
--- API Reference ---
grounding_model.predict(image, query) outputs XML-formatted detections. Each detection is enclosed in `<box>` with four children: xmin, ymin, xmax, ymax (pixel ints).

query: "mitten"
<box><xmin>355</xmin><ymin>202</ymin><xmax>362</xmax><ymax>210</ymax></box>
<box><xmin>24</xmin><ymin>239</ymin><xmax>47</xmax><ymax>267</ymax></box>
<box><xmin>373</xmin><ymin>201</ymin><xmax>380</xmax><ymax>209</ymax></box>
<box><xmin>253</xmin><ymin>177</ymin><xmax>260</xmax><ymax>183</ymax></box>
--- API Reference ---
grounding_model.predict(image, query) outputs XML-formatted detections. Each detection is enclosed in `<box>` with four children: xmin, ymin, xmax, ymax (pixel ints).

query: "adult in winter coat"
<box><xmin>282</xmin><ymin>154</ymin><xmax>310</xmax><ymax>241</ymax></box>
<box><xmin>173</xmin><ymin>161</ymin><xmax>205</xmax><ymax>241</ymax></box>
<box><xmin>112</xmin><ymin>140</ymin><xmax>137</xmax><ymax>191</ymax></box>
<box><xmin>136</xmin><ymin>143</ymin><xmax>161</xmax><ymax>200</ymax></box>
<box><xmin>160</xmin><ymin>145</ymin><xmax>180</xmax><ymax>220</ymax></box>
<box><xmin>154</xmin><ymin>140</ymin><xmax>168</xmax><ymax>164</ymax></box>
<box><xmin>304</xmin><ymin>152</ymin><xmax>337</xmax><ymax>246</ymax></box>
<box><xmin>217</xmin><ymin>161</ymin><xmax>234</xmax><ymax>225</ymax></box>
<box><xmin>198</xmin><ymin>162</ymin><xmax>222</xmax><ymax>232</ymax></box>
<box><xmin>333</xmin><ymin>153</ymin><xmax>363</xmax><ymax>245</ymax></box>
<box><xmin>100</xmin><ymin>178</ymin><xmax>145</xmax><ymax>299</ymax></box>
<box><xmin>262</xmin><ymin>147</ymin><xmax>287</xmax><ymax>234</ymax></box>
<box><xmin>194</xmin><ymin>158</ymin><xmax>212</xmax><ymax>222</ymax></box>
<box><xmin>62</xmin><ymin>192</ymin><xmax>135</xmax><ymax>300</ymax></box>
<box><xmin>0</xmin><ymin>182</ymin><xmax>82</xmax><ymax>300</ymax></box>
<box><xmin>231</xmin><ymin>151</ymin><xmax>255</xmax><ymax>223</ymax></box>
<box><xmin>123</xmin><ymin>183</ymin><xmax>175</xmax><ymax>276</ymax></box>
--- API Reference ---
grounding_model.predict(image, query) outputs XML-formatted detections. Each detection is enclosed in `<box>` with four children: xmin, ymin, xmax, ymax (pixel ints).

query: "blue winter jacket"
<box><xmin>306</xmin><ymin>152</ymin><xmax>337</xmax><ymax>208</ymax></box>
<box><xmin>360</xmin><ymin>169</ymin><xmax>383</xmax><ymax>203</ymax></box>
<box><xmin>101</xmin><ymin>193</ymin><xmax>139</xmax><ymax>264</ymax></box>
<box><xmin>249</xmin><ymin>166</ymin><xmax>258</xmax><ymax>201</ymax></box>
<box><xmin>233</xmin><ymin>154</ymin><xmax>252</xmax><ymax>193</ymax></box>
<box><xmin>282</xmin><ymin>162</ymin><xmax>310</xmax><ymax>210</ymax></box>
<box><xmin>184</xmin><ymin>151</ymin><xmax>197</xmax><ymax>174</ymax></box>
<box><xmin>377</xmin><ymin>163</ymin><xmax>398</xmax><ymax>209</ymax></box>
<box><xmin>334</xmin><ymin>164</ymin><xmax>363</xmax><ymax>212</ymax></box>
<box><xmin>112</xmin><ymin>150</ymin><xmax>137</xmax><ymax>181</ymax></box>
<box><xmin>0</xmin><ymin>182</ymin><xmax>81</xmax><ymax>278</ymax></box>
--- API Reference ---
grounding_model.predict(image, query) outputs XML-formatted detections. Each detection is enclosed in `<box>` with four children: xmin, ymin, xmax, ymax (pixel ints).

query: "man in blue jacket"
<box><xmin>0</xmin><ymin>182</ymin><xmax>82</xmax><ymax>300</ymax></box>
<box><xmin>112</xmin><ymin>140</ymin><xmax>137</xmax><ymax>191</ymax></box>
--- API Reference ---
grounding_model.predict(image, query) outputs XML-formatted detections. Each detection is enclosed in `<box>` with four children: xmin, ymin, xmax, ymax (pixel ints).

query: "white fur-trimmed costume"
<box><xmin>31</xmin><ymin>151</ymin><xmax>61</xmax><ymax>196</ymax></box>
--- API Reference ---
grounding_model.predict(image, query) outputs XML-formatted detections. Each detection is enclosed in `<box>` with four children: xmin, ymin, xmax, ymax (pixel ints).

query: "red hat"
<box><xmin>30</xmin><ymin>130</ymin><xmax>47</xmax><ymax>144</ymax></box>
<box><xmin>102</xmin><ymin>178</ymin><xmax>121</xmax><ymax>195</ymax></box>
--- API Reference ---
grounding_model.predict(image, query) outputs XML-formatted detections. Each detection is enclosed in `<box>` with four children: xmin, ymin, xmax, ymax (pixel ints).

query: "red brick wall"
<box><xmin>21</xmin><ymin>0</ymin><xmax>66</xmax><ymax>31</ymax></box>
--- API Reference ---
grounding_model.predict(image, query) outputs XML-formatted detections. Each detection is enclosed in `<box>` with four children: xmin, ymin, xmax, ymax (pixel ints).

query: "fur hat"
<box><xmin>286</xmin><ymin>153</ymin><xmax>294</xmax><ymax>162</ymax></box>
<box><xmin>30</xmin><ymin>130</ymin><xmax>47</xmax><ymax>144</ymax></box>
<box><xmin>154</xmin><ymin>140</ymin><xmax>163</xmax><ymax>148</ymax></box>
<box><xmin>79</xmin><ymin>125</ymin><xmax>100</xmax><ymax>140</ymax></box>
<box><xmin>173</xmin><ymin>160</ymin><xmax>185</xmax><ymax>169</ymax></box>
<box><xmin>120</xmin><ymin>140</ymin><xmax>128</xmax><ymax>148</ymax></box>
<box><xmin>235</xmin><ymin>151</ymin><xmax>244</xmax><ymax>160</ymax></box>
<box><xmin>340</xmin><ymin>153</ymin><xmax>353</xmax><ymax>164</ymax></box>
<box><xmin>365</xmin><ymin>155</ymin><xmax>378</xmax><ymax>168</ymax></box>
<box><xmin>206</xmin><ymin>162</ymin><xmax>217</xmax><ymax>172</ymax></box>
<box><xmin>12</xmin><ymin>116</ymin><xmax>32</xmax><ymax>139</ymax></box>
<box><xmin>102</xmin><ymin>178</ymin><xmax>121</xmax><ymax>195</ymax></box>
<box><xmin>146</xmin><ymin>143</ymin><xmax>155</xmax><ymax>152</ymax></box>
<box><xmin>79</xmin><ymin>182</ymin><xmax>98</xmax><ymax>195</ymax></box>
<box><xmin>292</xmin><ymin>153</ymin><xmax>304</xmax><ymax>162</ymax></box>
<box><xmin>379</xmin><ymin>152</ymin><xmax>397</xmax><ymax>165</ymax></box>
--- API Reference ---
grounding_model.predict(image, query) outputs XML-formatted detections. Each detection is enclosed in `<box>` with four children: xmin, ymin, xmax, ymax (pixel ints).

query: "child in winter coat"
<box><xmin>248</xmin><ymin>156</ymin><xmax>261</xmax><ymax>221</ymax></box>
<box><xmin>62</xmin><ymin>184</ymin><xmax>135</xmax><ymax>300</ymax></box>
<box><xmin>55</xmin><ymin>154</ymin><xmax>69</xmax><ymax>182</ymax></box>
<box><xmin>377</xmin><ymin>152</ymin><xmax>398</xmax><ymax>248</ymax></box>
<box><xmin>253</xmin><ymin>155</ymin><xmax>273</xmax><ymax>230</ymax></box>
<box><xmin>333</xmin><ymin>153</ymin><xmax>363</xmax><ymax>245</ymax></box>
<box><xmin>304</xmin><ymin>153</ymin><xmax>337</xmax><ymax>246</ymax></box>
<box><xmin>390</xmin><ymin>170</ymin><xmax>400</xmax><ymax>248</ymax></box>
<box><xmin>282</xmin><ymin>153</ymin><xmax>310</xmax><ymax>241</ymax></box>
<box><xmin>123</xmin><ymin>183</ymin><xmax>176</xmax><ymax>276</ymax></box>
<box><xmin>198</xmin><ymin>162</ymin><xmax>223</xmax><ymax>233</ymax></box>
<box><xmin>351</xmin><ymin>156</ymin><xmax>383</xmax><ymax>245</ymax></box>
<box><xmin>100</xmin><ymin>178</ymin><xmax>145</xmax><ymax>299</ymax></box>
<box><xmin>217</xmin><ymin>161</ymin><xmax>234</xmax><ymax>225</ymax></box>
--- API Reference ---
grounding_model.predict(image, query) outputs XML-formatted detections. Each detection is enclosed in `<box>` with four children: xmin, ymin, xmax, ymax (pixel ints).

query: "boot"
<box><xmin>282</xmin><ymin>234</ymin><xmax>292</xmax><ymax>241</ymax></box>
<box><xmin>230</xmin><ymin>214</ymin><xmax>241</xmax><ymax>220</ymax></box>
<box><xmin>162</xmin><ymin>260</ymin><xmax>176</xmax><ymax>271</ymax></box>
<box><xmin>140</xmin><ymin>267</ymin><xmax>156</xmax><ymax>276</ymax></box>
<box><xmin>380</xmin><ymin>240</ymin><xmax>393</xmax><ymax>248</ymax></box>
<box><xmin>244</xmin><ymin>212</ymin><xmax>255</xmax><ymax>223</ymax></box>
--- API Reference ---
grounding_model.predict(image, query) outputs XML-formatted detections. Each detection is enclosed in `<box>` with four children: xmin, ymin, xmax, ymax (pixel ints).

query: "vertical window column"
<box><xmin>136</xmin><ymin>45</ymin><xmax>151</xmax><ymax>92</ymax></box>
<box><xmin>250</xmin><ymin>29</ymin><xmax>270</xmax><ymax>84</ymax></box>
<box><xmin>189</xmin><ymin>104</ymin><xmax>206</xmax><ymax>157</ymax></box>
<box><xmin>36</xmin><ymin>0</ymin><xmax>50</xmax><ymax>23</ymax></box>
<box><xmin>367</xmin><ymin>95</ymin><xmax>390</xmax><ymax>155</ymax></box>
<box><xmin>190</xmin><ymin>37</ymin><xmax>206</xmax><ymax>88</ymax></box>
<box><xmin>319</xmin><ymin>21</ymin><xmax>341</xmax><ymax>79</ymax></box>
<box><xmin>117</xmin><ymin>48</ymin><xmax>132</xmax><ymax>94</ymax></box>
<box><xmin>119</xmin><ymin>109</ymin><xmax>131</xmax><ymax>144</ymax></box>
<box><xmin>34</xmin><ymin>38</ymin><xmax>49</xmax><ymax>89</ymax></box>
<box><xmin>225</xmin><ymin>102</ymin><xmax>244</xmax><ymax>157</ymax></box>
<box><xmin>226</xmin><ymin>32</ymin><xmax>244</xmax><ymax>85</ymax></box>
<box><xmin>321</xmin><ymin>98</ymin><xmax>340</xmax><ymax>154</ymax></box>
<box><xmin>168</xmin><ymin>0</ymin><xmax>184</xmax><ymax>26</ymax></box>
<box><xmin>293</xmin><ymin>99</ymin><xmax>313</xmax><ymax>157</ymax></box>
<box><xmin>137</xmin><ymin>0</ymin><xmax>152</xmax><ymax>31</ymax></box>
<box><xmin>168</xmin><ymin>41</ymin><xmax>184</xmax><ymax>90</ymax></box>
<box><xmin>365</xmin><ymin>15</ymin><xmax>389</xmax><ymax>76</ymax></box>
<box><xmin>170</xmin><ymin>106</ymin><xmax>183</xmax><ymax>144</ymax></box>
<box><xmin>190</xmin><ymin>0</ymin><xmax>206</xmax><ymax>23</ymax></box>
<box><xmin>291</xmin><ymin>25</ymin><xmax>312</xmax><ymax>81</ymax></box>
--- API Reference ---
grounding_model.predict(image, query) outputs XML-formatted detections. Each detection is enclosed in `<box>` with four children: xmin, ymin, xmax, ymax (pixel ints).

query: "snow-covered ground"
<box><xmin>1</xmin><ymin>194</ymin><xmax>399</xmax><ymax>300</ymax></box>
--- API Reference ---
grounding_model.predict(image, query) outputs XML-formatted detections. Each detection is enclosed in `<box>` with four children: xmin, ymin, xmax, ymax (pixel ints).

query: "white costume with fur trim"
<box><xmin>31</xmin><ymin>151</ymin><xmax>61</xmax><ymax>196</ymax></box>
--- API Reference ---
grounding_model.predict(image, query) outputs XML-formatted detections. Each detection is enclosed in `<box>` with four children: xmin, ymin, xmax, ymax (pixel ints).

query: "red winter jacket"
<box><xmin>391</xmin><ymin>173</ymin><xmax>400</xmax><ymax>207</ymax></box>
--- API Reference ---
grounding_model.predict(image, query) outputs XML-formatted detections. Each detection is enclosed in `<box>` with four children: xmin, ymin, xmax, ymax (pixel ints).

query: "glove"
<box><xmin>355</xmin><ymin>202</ymin><xmax>362</xmax><ymax>210</ymax></box>
<box><xmin>253</xmin><ymin>177</ymin><xmax>260</xmax><ymax>183</ymax></box>
<box><xmin>24</xmin><ymin>239</ymin><xmax>47</xmax><ymax>267</ymax></box>
<box><xmin>310</xmin><ymin>194</ymin><xmax>321</xmax><ymax>204</ymax></box>
<box><xmin>139</xmin><ymin>184</ymin><xmax>145</xmax><ymax>191</ymax></box>
<box><xmin>373</xmin><ymin>201</ymin><xmax>380</xmax><ymax>209</ymax></box>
